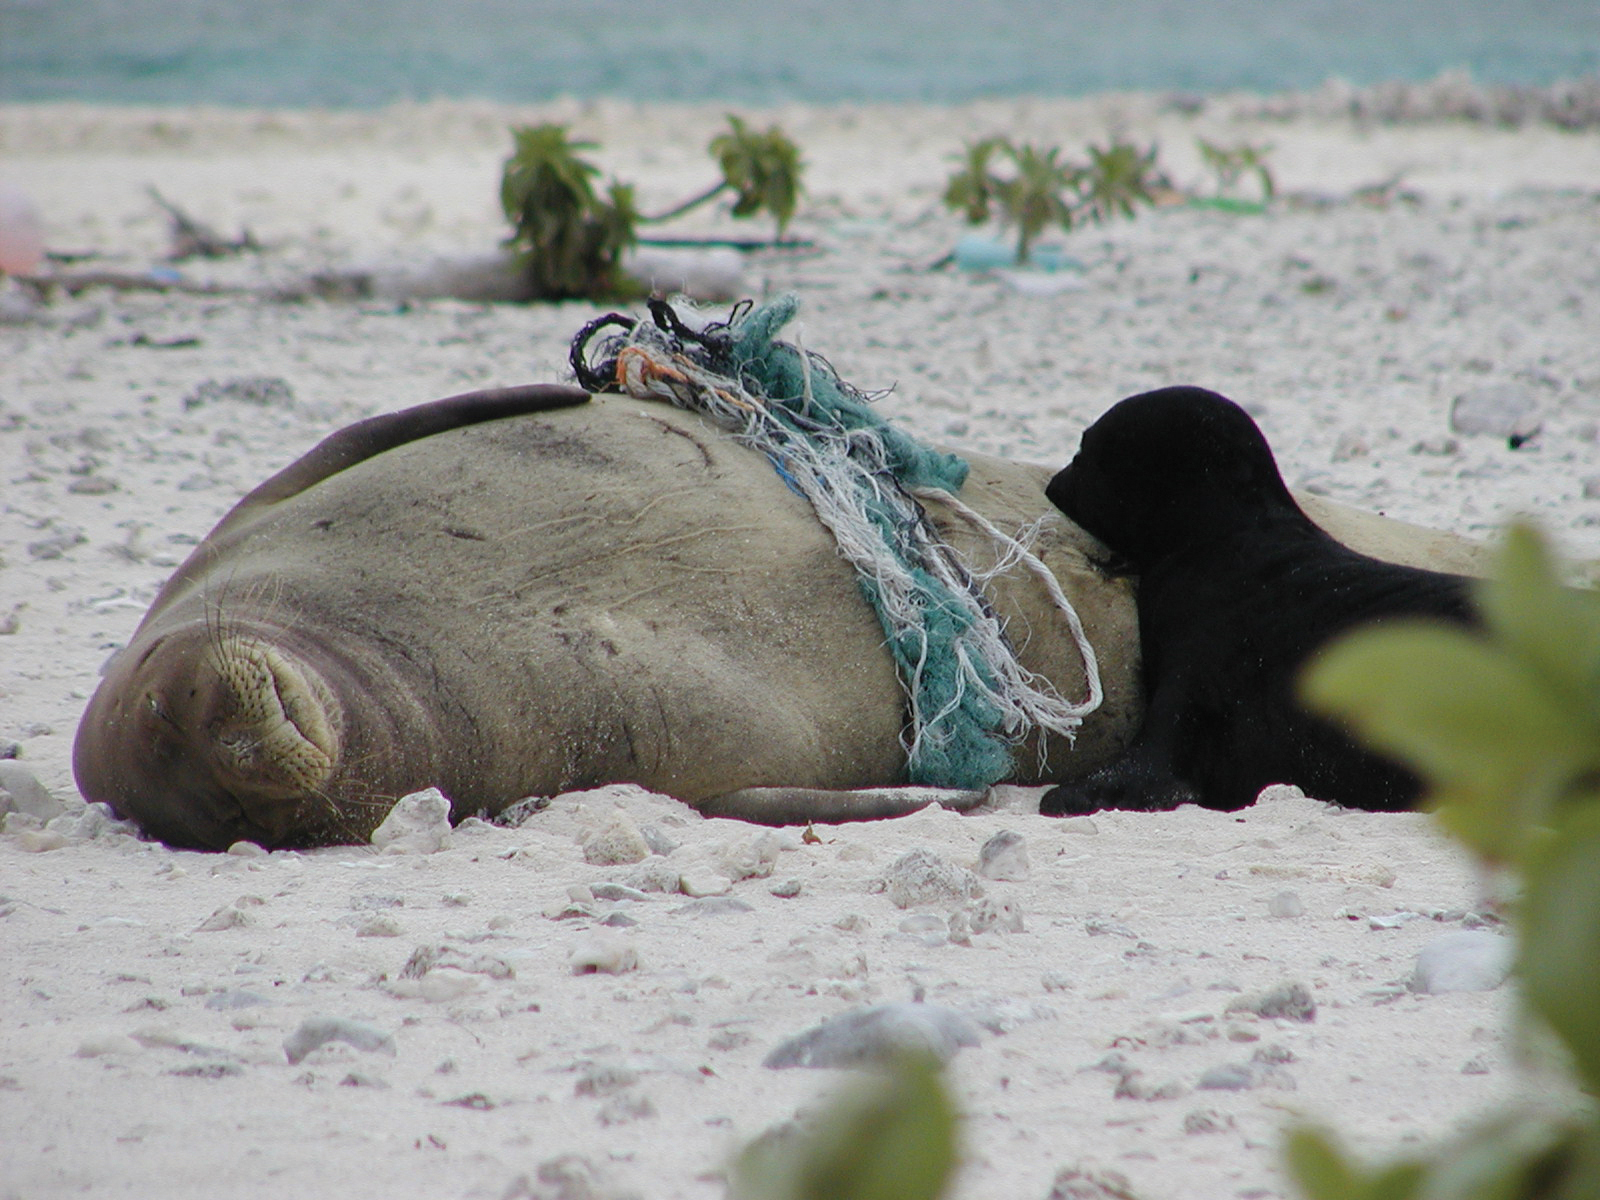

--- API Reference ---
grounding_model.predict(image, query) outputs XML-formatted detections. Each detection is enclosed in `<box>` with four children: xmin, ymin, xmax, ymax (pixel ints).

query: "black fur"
<box><xmin>1041</xmin><ymin>386</ymin><xmax>1473</xmax><ymax>815</ymax></box>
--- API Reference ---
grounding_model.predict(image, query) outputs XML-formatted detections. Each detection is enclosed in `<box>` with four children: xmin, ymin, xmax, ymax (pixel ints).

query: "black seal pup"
<box><xmin>1040</xmin><ymin>385</ymin><xmax>1473</xmax><ymax>815</ymax></box>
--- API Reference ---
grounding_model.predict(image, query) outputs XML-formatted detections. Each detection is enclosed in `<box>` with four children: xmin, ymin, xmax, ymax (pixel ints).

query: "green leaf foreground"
<box><xmin>1292</xmin><ymin>522</ymin><xmax>1600</xmax><ymax>1199</ymax></box>
<box><xmin>728</xmin><ymin>1052</ymin><xmax>958</xmax><ymax>1200</ymax></box>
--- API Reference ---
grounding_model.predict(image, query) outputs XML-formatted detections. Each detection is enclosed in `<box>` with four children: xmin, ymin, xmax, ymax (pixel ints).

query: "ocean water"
<box><xmin>1</xmin><ymin>0</ymin><xmax>1597</xmax><ymax>108</ymax></box>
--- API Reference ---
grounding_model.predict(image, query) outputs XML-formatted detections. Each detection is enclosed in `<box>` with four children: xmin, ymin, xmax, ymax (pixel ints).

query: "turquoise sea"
<box><xmin>1</xmin><ymin>0</ymin><xmax>1597</xmax><ymax>108</ymax></box>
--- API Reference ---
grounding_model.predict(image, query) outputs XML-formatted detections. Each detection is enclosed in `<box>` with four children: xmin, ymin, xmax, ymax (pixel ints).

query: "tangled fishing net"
<box><xmin>570</xmin><ymin>294</ymin><xmax>1101</xmax><ymax>790</ymax></box>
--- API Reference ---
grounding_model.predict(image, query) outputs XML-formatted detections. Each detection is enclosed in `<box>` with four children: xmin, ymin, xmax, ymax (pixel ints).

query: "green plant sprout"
<box><xmin>500</xmin><ymin>123</ymin><xmax>640</xmax><ymax>300</ymax></box>
<box><xmin>1293</xmin><ymin>522</ymin><xmax>1600</xmax><ymax>1200</ymax></box>
<box><xmin>646</xmin><ymin>115</ymin><xmax>804</xmax><ymax>239</ymax></box>
<box><xmin>1196</xmin><ymin>138</ymin><xmax>1276</xmax><ymax>203</ymax></box>
<box><xmin>728</xmin><ymin>1051</ymin><xmax>959</xmax><ymax>1200</ymax></box>
<box><xmin>942</xmin><ymin>136</ymin><xmax>1161</xmax><ymax>264</ymax></box>
<box><xmin>1080</xmin><ymin>141</ymin><xmax>1163</xmax><ymax>224</ymax></box>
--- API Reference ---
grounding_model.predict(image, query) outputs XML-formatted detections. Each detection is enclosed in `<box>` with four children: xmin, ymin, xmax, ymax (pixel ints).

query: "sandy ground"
<box><xmin>2</xmin><ymin>97</ymin><xmax>1599</xmax><ymax>1200</ymax></box>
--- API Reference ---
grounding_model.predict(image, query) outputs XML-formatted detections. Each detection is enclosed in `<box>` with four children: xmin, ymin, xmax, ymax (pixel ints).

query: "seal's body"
<box><xmin>74</xmin><ymin>386</ymin><xmax>1143</xmax><ymax>849</ymax></box>
<box><xmin>1040</xmin><ymin>386</ymin><xmax>1474</xmax><ymax>816</ymax></box>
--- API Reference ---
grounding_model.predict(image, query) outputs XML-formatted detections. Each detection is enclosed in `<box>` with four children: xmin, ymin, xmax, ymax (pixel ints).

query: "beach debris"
<box><xmin>322</xmin><ymin>245</ymin><xmax>744</xmax><ymax>305</ymax></box>
<box><xmin>574</xmin><ymin>1063</ymin><xmax>641</xmax><ymax>1098</ymax></box>
<box><xmin>568</xmin><ymin>932</ymin><xmax>639</xmax><ymax>975</ymax></box>
<box><xmin>500</xmin><ymin>1155</ymin><xmax>621</xmax><ymax>1200</ymax></box>
<box><xmin>282</xmin><ymin>1015</ymin><xmax>397</xmax><ymax>1065</ymax></box>
<box><xmin>415</xmin><ymin>967</ymin><xmax>481</xmax><ymax>1002</ymax></box>
<box><xmin>769</xmin><ymin>878</ymin><xmax>802</xmax><ymax>899</ymax></box>
<box><xmin>399</xmin><ymin>943</ymin><xmax>514</xmax><ymax>982</ymax></box>
<box><xmin>880</xmin><ymin>847</ymin><xmax>984</xmax><ymax>909</ymax></box>
<box><xmin>370</xmin><ymin>787</ymin><xmax>452</xmax><ymax>854</ymax></box>
<box><xmin>182</xmin><ymin>375</ymin><xmax>295</xmax><ymax>410</ymax></box>
<box><xmin>1267</xmin><ymin>889</ymin><xmax>1304</xmax><ymax>918</ymax></box>
<box><xmin>204</xmin><ymin>989</ymin><xmax>270</xmax><ymax>1011</ymax></box>
<box><xmin>950</xmin><ymin>233</ymin><xmax>1084</xmax><ymax>274</ymax></box>
<box><xmin>384</xmin><ymin>946</ymin><xmax>512</xmax><ymax>999</ymax></box>
<box><xmin>976</xmin><ymin>829</ymin><xmax>1030</xmax><ymax>880</ymax></box>
<box><xmin>1226</xmin><ymin>981</ymin><xmax>1317</xmax><ymax>1022</ymax></box>
<box><xmin>672</xmin><ymin>896</ymin><xmax>753</xmax><ymax>917</ymax></box>
<box><xmin>596</xmin><ymin>1094</ymin><xmax>656</xmax><ymax>1125</ymax></box>
<box><xmin>1183</xmin><ymin>1109</ymin><xmax>1236</xmax><ymax>1135</ymax></box>
<box><xmin>713</xmin><ymin>831</ymin><xmax>786</xmax><ymax>881</ymax></box>
<box><xmin>678</xmin><ymin>869</ymin><xmax>733</xmax><ymax>898</ymax></box>
<box><xmin>7</xmin><ymin>826</ymin><xmax>67</xmax><ymax>851</ymax></box>
<box><xmin>1084</xmin><ymin>916</ymin><xmax>1137</xmax><ymax>938</ymax></box>
<box><xmin>997</xmin><ymin>270</ymin><xmax>1088</xmax><ymax>296</ymax></box>
<box><xmin>622</xmin><ymin>244</ymin><xmax>744</xmax><ymax>301</ymax></box>
<box><xmin>580</xmin><ymin>810</ymin><xmax>651</xmax><ymax>866</ymax></box>
<box><xmin>28</xmin><ymin>523</ymin><xmax>86</xmax><ymax>560</ymax></box>
<box><xmin>0</xmin><ymin>761</ymin><xmax>62</xmax><ymax>822</ymax></box>
<box><xmin>1196</xmin><ymin>1062</ymin><xmax>1256</xmax><ymax>1091</ymax></box>
<box><xmin>763</xmin><ymin>1002</ymin><xmax>980</xmax><ymax>1069</ymax></box>
<box><xmin>958</xmin><ymin>995</ymin><xmax>1056</xmax><ymax>1034</ymax></box>
<box><xmin>639</xmin><ymin>824</ymin><xmax>678</xmax><ymax>855</ymax></box>
<box><xmin>76</xmin><ymin>1033</ymin><xmax>144</xmax><ymax>1058</ymax></box>
<box><xmin>195</xmin><ymin>895</ymin><xmax>265</xmax><ymax>932</ymax></box>
<box><xmin>0</xmin><ymin>182</ymin><xmax>45</xmax><ymax>275</ymax></box>
<box><xmin>1450</xmin><ymin>383</ymin><xmax>1542</xmax><ymax>446</ymax></box>
<box><xmin>968</xmin><ymin>895</ymin><xmax>1025</xmax><ymax>934</ymax></box>
<box><xmin>1238</xmin><ymin>68</ymin><xmax>1600</xmax><ymax>130</ymax></box>
<box><xmin>589</xmin><ymin>882</ymin><xmax>650</xmax><ymax>903</ymax></box>
<box><xmin>147</xmin><ymin>187</ymin><xmax>258</xmax><ymax>260</ymax></box>
<box><xmin>1410</xmin><ymin>930</ymin><xmax>1512</xmax><ymax>994</ymax></box>
<box><xmin>1114</xmin><ymin>1068</ymin><xmax>1186</xmax><ymax>1101</ymax></box>
<box><xmin>489</xmin><ymin>794</ymin><xmax>551</xmax><ymax>827</ymax></box>
<box><xmin>622</xmin><ymin>857</ymin><xmax>685</xmax><ymax>894</ymax></box>
<box><xmin>1045</xmin><ymin>1164</ymin><xmax>1143</xmax><ymax>1200</ymax></box>
<box><xmin>355</xmin><ymin>914</ymin><xmax>403</xmax><ymax>937</ymax></box>
<box><xmin>898</xmin><ymin>913</ymin><xmax>947</xmax><ymax>936</ymax></box>
<box><xmin>1197</xmin><ymin>1046</ymin><xmax>1296</xmax><ymax>1093</ymax></box>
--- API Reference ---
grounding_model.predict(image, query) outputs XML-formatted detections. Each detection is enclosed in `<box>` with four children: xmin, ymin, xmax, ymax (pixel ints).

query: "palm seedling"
<box><xmin>644</xmin><ymin>115</ymin><xmax>805</xmax><ymax>240</ymax></box>
<box><xmin>1079</xmin><ymin>141</ymin><xmax>1162</xmax><ymax>224</ymax></box>
<box><xmin>942</xmin><ymin>136</ymin><xmax>1162</xmax><ymax>264</ymax></box>
<box><xmin>1196</xmin><ymin>138</ymin><xmax>1276</xmax><ymax>203</ymax></box>
<box><xmin>500</xmin><ymin>123</ymin><xmax>639</xmax><ymax>300</ymax></box>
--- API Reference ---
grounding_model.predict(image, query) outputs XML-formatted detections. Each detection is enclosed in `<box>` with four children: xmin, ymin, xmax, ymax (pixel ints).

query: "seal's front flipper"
<box><xmin>695</xmin><ymin>785</ymin><xmax>989</xmax><ymax>825</ymax></box>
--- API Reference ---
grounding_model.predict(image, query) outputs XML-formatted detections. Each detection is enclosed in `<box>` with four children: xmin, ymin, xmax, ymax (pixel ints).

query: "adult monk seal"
<box><xmin>73</xmin><ymin>375</ymin><xmax>1492</xmax><ymax>850</ymax></box>
<box><xmin>73</xmin><ymin>383</ymin><xmax>1146</xmax><ymax>849</ymax></box>
<box><xmin>1040</xmin><ymin>385</ymin><xmax>1474</xmax><ymax>816</ymax></box>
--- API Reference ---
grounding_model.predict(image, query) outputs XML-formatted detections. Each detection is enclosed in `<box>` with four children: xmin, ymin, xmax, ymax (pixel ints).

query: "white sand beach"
<box><xmin>2</xmin><ymin>97</ymin><xmax>1598</xmax><ymax>1199</ymax></box>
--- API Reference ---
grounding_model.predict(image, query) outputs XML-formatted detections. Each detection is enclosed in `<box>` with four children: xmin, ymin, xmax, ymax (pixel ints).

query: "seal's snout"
<box><xmin>75</xmin><ymin>625</ymin><xmax>344</xmax><ymax>850</ymax></box>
